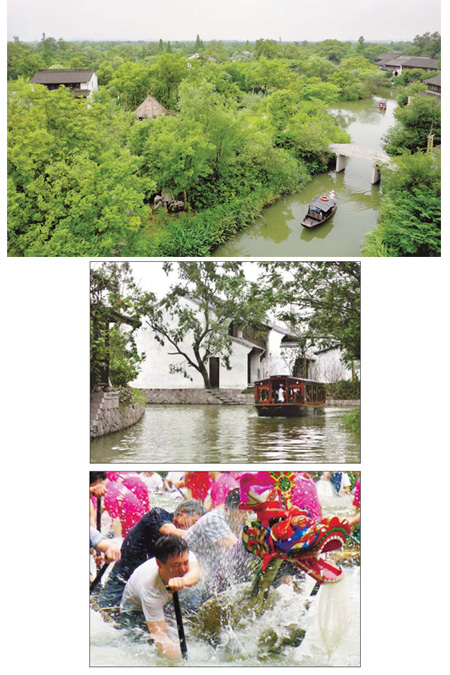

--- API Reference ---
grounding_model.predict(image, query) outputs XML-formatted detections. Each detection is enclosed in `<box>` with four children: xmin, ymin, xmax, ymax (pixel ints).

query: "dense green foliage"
<box><xmin>343</xmin><ymin>407</ymin><xmax>361</xmax><ymax>434</ymax></box>
<box><xmin>383</xmin><ymin>96</ymin><xmax>441</xmax><ymax>155</ymax></box>
<box><xmin>362</xmin><ymin>152</ymin><xmax>440</xmax><ymax>257</ymax></box>
<box><xmin>256</xmin><ymin>262</ymin><xmax>361</xmax><ymax>364</ymax></box>
<box><xmin>90</xmin><ymin>263</ymin><xmax>147</xmax><ymax>391</ymax></box>
<box><xmin>7</xmin><ymin>33</ymin><xmax>440</xmax><ymax>257</ymax></box>
<box><xmin>326</xmin><ymin>380</ymin><xmax>361</xmax><ymax>400</ymax></box>
<box><xmin>363</xmin><ymin>93</ymin><xmax>441</xmax><ymax>257</ymax></box>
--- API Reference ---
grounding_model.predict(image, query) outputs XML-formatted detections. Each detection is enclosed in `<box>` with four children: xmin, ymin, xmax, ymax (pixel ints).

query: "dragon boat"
<box><xmin>239</xmin><ymin>471</ymin><xmax>351</xmax><ymax>613</ymax></box>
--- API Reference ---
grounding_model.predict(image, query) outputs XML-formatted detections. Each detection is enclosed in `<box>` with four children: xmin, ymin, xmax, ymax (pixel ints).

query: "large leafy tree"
<box><xmin>256</xmin><ymin>262</ymin><xmax>361</xmax><ymax>365</ymax></box>
<box><xmin>90</xmin><ymin>263</ymin><xmax>147</xmax><ymax>391</ymax></box>
<box><xmin>142</xmin><ymin>262</ymin><xmax>270</xmax><ymax>389</ymax></box>
<box><xmin>383</xmin><ymin>96</ymin><xmax>441</xmax><ymax>155</ymax></box>
<box><xmin>8</xmin><ymin>81</ymin><xmax>152</xmax><ymax>256</ymax></box>
<box><xmin>363</xmin><ymin>152</ymin><xmax>440</xmax><ymax>257</ymax></box>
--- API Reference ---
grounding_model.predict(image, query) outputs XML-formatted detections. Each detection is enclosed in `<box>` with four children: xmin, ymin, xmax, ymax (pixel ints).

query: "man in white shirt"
<box><xmin>121</xmin><ymin>534</ymin><xmax>200</xmax><ymax>659</ymax></box>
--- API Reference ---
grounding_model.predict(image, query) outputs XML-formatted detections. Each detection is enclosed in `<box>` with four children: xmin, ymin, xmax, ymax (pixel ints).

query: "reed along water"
<box><xmin>90</xmin><ymin>404</ymin><xmax>360</xmax><ymax>463</ymax></box>
<box><xmin>213</xmin><ymin>90</ymin><xmax>397</xmax><ymax>258</ymax></box>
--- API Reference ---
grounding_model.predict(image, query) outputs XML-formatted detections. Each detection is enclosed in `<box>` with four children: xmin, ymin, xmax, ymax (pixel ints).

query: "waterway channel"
<box><xmin>213</xmin><ymin>89</ymin><xmax>397</xmax><ymax>257</ymax></box>
<box><xmin>90</xmin><ymin>404</ymin><xmax>360</xmax><ymax>463</ymax></box>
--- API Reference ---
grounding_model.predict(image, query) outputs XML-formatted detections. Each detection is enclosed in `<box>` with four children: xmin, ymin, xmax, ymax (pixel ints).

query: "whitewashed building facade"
<box><xmin>131</xmin><ymin>297</ymin><xmax>355</xmax><ymax>390</ymax></box>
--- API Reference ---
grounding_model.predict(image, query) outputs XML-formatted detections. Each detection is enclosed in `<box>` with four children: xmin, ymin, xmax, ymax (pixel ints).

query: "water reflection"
<box><xmin>213</xmin><ymin>90</ymin><xmax>397</xmax><ymax>258</ymax></box>
<box><xmin>90</xmin><ymin>405</ymin><xmax>360</xmax><ymax>464</ymax></box>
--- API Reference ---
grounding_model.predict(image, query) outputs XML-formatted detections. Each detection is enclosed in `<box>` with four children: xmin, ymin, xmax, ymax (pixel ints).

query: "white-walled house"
<box><xmin>309</xmin><ymin>346</ymin><xmax>360</xmax><ymax>383</ymax></box>
<box><xmin>130</xmin><ymin>297</ymin><xmax>355</xmax><ymax>390</ymax></box>
<box><xmin>30</xmin><ymin>69</ymin><xmax>99</xmax><ymax>98</ymax></box>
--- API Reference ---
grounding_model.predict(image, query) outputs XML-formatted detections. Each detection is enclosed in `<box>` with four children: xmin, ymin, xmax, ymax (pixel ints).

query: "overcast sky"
<box><xmin>8</xmin><ymin>0</ymin><xmax>441</xmax><ymax>43</ymax></box>
<box><xmin>127</xmin><ymin>262</ymin><xmax>262</xmax><ymax>299</ymax></box>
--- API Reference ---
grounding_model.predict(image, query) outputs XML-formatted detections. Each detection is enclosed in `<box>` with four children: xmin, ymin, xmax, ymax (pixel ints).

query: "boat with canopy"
<box><xmin>254</xmin><ymin>375</ymin><xmax>326</xmax><ymax>417</ymax></box>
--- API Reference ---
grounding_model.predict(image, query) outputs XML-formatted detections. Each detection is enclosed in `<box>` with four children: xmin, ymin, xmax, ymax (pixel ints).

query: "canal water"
<box><xmin>90</xmin><ymin>405</ymin><xmax>360</xmax><ymax>463</ymax></box>
<box><xmin>90</xmin><ymin>487</ymin><xmax>360</xmax><ymax>666</ymax></box>
<box><xmin>213</xmin><ymin>89</ymin><xmax>397</xmax><ymax>257</ymax></box>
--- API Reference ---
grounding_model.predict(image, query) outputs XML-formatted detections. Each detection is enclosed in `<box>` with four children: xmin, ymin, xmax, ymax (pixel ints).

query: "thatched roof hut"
<box><xmin>134</xmin><ymin>93</ymin><xmax>169</xmax><ymax>120</ymax></box>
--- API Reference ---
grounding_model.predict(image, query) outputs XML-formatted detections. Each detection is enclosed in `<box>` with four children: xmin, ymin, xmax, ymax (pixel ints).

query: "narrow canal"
<box><xmin>90</xmin><ymin>405</ymin><xmax>360</xmax><ymax>463</ymax></box>
<box><xmin>213</xmin><ymin>89</ymin><xmax>397</xmax><ymax>257</ymax></box>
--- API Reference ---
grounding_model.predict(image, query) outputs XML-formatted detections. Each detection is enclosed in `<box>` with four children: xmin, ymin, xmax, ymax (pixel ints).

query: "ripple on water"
<box><xmin>91</xmin><ymin>405</ymin><xmax>360</xmax><ymax>463</ymax></box>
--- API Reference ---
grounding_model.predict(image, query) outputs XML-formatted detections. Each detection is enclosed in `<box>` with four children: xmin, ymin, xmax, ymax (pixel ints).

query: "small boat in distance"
<box><xmin>301</xmin><ymin>191</ymin><xmax>337</xmax><ymax>229</ymax></box>
<box><xmin>254</xmin><ymin>375</ymin><xmax>326</xmax><ymax>417</ymax></box>
<box><xmin>379</xmin><ymin>99</ymin><xmax>387</xmax><ymax>110</ymax></box>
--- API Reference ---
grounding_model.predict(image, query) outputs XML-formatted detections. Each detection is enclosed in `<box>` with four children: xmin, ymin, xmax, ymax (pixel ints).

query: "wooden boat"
<box><xmin>301</xmin><ymin>191</ymin><xmax>337</xmax><ymax>229</ymax></box>
<box><xmin>254</xmin><ymin>375</ymin><xmax>326</xmax><ymax>417</ymax></box>
<box><xmin>379</xmin><ymin>99</ymin><xmax>387</xmax><ymax>110</ymax></box>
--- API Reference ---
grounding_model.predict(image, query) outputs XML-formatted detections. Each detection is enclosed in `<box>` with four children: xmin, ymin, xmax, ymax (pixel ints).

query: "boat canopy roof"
<box><xmin>308</xmin><ymin>195</ymin><xmax>337</xmax><ymax>212</ymax></box>
<box><xmin>255</xmin><ymin>375</ymin><xmax>325</xmax><ymax>386</ymax></box>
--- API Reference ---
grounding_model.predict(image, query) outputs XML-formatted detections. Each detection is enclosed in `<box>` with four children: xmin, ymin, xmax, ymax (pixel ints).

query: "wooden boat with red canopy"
<box><xmin>254</xmin><ymin>375</ymin><xmax>326</xmax><ymax>417</ymax></box>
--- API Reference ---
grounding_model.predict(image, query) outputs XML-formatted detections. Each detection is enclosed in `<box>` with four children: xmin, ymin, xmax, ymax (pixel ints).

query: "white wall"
<box><xmin>259</xmin><ymin>329</ymin><xmax>291</xmax><ymax>377</ymax></box>
<box><xmin>129</xmin><ymin>298</ymin><xmax>295</xmax><ymax>389</ymax></box>
<box><xmin>130</xmin><ymin>298</ymin><xmax>252</xmax><ymax>389</ymax></box>
<box><xmin>86</xmin><ymin>73</ymin><xmax>99</xmax><ymax>96</ymax></box>
<box><xmin>311</xmin><ymin>348</ymin><xmax>359</xmax><ymax>383</ymax></box>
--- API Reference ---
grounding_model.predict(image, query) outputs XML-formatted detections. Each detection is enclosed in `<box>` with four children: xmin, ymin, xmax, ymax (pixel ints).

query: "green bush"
<box><xmin>326</xmin><ymin>380</ymin><xmax>360</xmax><ymax>400</ymax></box>
<box><xmin>343</xmin><ymin>407</ymin><xmax>361</xmax><ymax>434</ymax></box>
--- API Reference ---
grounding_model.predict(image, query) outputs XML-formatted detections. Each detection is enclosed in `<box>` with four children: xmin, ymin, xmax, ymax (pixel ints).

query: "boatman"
<box><xmin>120</xmin><ymin>534</ymin><xmax>200</xmax><ymax>660</ymax></box>
<box><xmin>97</xmin><ymin>500</ymin><xmax>205</xmax><ymax>608</ymax></box>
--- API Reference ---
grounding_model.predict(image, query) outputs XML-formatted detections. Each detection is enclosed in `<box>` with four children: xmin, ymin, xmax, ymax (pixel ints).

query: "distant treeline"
<box><xmin>7</xmin><ymin>32</ymin><xmax>441</xmax><ymax>80</ymax></box>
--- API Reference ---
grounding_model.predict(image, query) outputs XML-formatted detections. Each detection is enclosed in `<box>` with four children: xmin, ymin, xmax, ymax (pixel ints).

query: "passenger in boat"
<box><xmin>120</xmin><ymin>534</ymin><xmax>201</xmax><ymax>660</ymax></box>
<box><xmin>96</xmin><ymin>500</ymin><xmax>205</xmax><ymax>609</ymax></box>
<box><xmin>209</xmin><ymin>472</ymin><xmax>239</xmax><ymax>510</ymax></box>
<box><xmin>90</xmin><ymin>526</ymin><xmax>122</xmax><ymax>563</ymax></box>
<box><xmin>277</xmin><ymin>384</ymin><xmax>285</xmax><ymax>402</ymax></box>
<box><xmin>90</xmin><ymin>471</ymin><xmax>108</xmax><ymax>527</ymax></box>
<box><xmin>163</xmin><ymin>471</ymin><xmax>186</xmax><ymax>493</ymax></box>
<box><xmin>141</xmin><ymin>471</ymin><xmax>164</xmax><ymax>493</ymax></box>
<box><xmin>187</xmin><ymin>488</ymin><xmax>256</xmax><ymax>595</ymax></box>
<box><xmin>107</xmin><ymin>472</ymin><xmax>150</xmax><ymax>512</ymax></box>
<box><xmin>183</xmin><ymin>488</ymin><xmax>245</xmax><ymax>578</ymax></box>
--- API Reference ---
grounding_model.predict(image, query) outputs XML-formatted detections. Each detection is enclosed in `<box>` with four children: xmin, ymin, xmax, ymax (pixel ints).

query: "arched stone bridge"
<box><xmin>328</xmin><ymin>143</ymin><xmax>394</xmax><ymax>184</ymax></box>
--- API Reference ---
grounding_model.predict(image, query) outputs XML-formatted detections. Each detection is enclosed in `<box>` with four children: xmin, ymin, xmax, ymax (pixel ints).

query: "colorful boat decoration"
<box><xmin>240</xmin><ymin>471</ymin><xmax>351</xmax><ymax>608</ymax></box>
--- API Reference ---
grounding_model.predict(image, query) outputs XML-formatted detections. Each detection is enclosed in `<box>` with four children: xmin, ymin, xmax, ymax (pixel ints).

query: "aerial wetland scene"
<box><xmin>7</xmin><ymin>1</ymin><xmax>441</xmax><ymax>257</ymax></box>
<box><xmin>90</xmin><ymin>261</ymin><xmax>361</xmax><ymax>464</ymax></box>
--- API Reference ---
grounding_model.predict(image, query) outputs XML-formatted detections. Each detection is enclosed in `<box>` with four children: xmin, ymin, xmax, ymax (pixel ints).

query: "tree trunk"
<box><xmin>194</xmin><ymin>346</ymin><xmax>212</xmax><ymax>389</ymax></box>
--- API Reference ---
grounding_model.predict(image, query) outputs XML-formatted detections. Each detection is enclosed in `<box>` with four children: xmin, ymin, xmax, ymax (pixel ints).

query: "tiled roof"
<box><xmin>30</xmin><ymin>69</ymin><xmax>95</xmax><ymax>84</ymax></box>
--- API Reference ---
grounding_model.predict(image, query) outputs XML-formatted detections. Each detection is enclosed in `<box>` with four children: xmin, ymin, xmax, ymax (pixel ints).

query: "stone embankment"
<box><xmin>90</xmin><ymin>390</ymin><xmax>145</xmax><ymax>438</ymax></box>
<box><xmin>140</xmin><ymin>388</ymin><xmax>253</xmax><ymax>405</ymax></box>
<box><xmin>139</xmin><ymin>389</ymin><xmax>359</xmax><ymax>406</ymax></box>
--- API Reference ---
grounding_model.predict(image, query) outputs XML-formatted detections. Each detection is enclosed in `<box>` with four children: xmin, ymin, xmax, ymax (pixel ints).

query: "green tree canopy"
<box><xmin>256</xmin><ymin>262</ymin><xmax>361</xmax><ymax>363</ymax></box>
<box><xmin>90</xmin><ymin>262</ymin><xmax>147</xmax><ymax>390</ymax></box>
<box><xmin>141</xmin><ymin>262</ymin><xmax>270</xmax><ymax>388</ymax></box>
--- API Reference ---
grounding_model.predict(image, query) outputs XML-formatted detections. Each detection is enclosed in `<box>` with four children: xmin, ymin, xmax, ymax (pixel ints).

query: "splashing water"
<box><xmin>90</xmin><ymin>484</ymin><xmax>359</xmax><ymax>666</ymax></box>
<box><xmin>318</xmin><ymin>578</ymin><xmax>349</xmax><ymax>658</ymax></box>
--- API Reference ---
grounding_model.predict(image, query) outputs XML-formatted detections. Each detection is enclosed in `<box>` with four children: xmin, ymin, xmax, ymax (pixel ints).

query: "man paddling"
<box><xmin>120</xmin><ymin>535</ymin><xmax>200</xmax><ymax>660</ymax></box>
<box><xmin>97</xmin><ymin>500</ymin><xmax>205</xmax><ymax>608</ymax></box>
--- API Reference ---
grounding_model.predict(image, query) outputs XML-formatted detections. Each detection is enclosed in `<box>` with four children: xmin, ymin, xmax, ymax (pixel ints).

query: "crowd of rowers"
<box><xmin>90</xmin><ymin>471</ymin><xmax>360</xmax><ymax>660</ymax></box>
